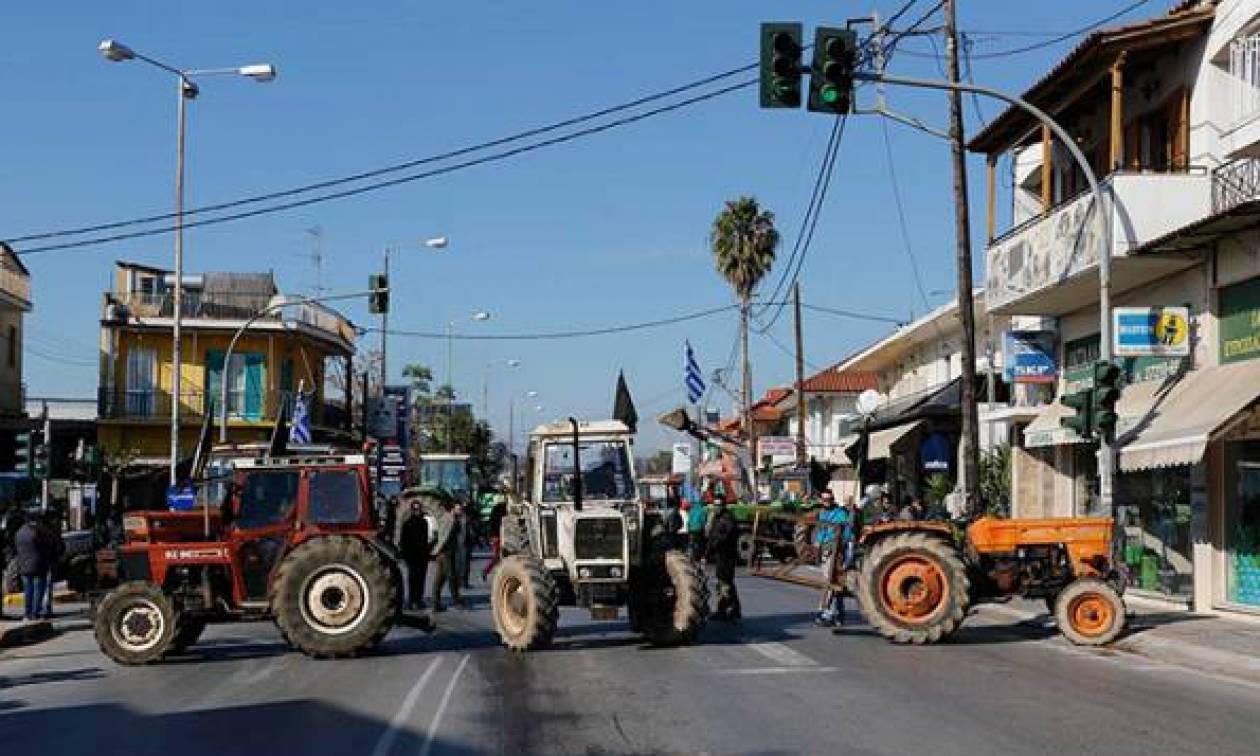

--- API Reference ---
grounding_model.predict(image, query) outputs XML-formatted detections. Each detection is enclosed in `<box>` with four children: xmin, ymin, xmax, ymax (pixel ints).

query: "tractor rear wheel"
<box><xmin>94</xmin><ymin>582</ymin><xmax>179</xmax><ymax>665</ymax></box>
<box><xmin>271</xmin><ymin>536</ymin><xmax>398</xmax><ymax>659</ymax></box>
<box><xmin>631</xmin><ymin>550</ymin><xmax>706</xmax><ymax>647</ymax></box>
<box><xmin>1055</xmin><ymin>578</ymin><xmax>1125</xmax><ymax>646</ymax></box>
<box><xmin>491</xmin><ymin>555</ymin><xmax>558</xmax><ymax>651</ymax></box>
<box><xmin>858</xmin><ymin>532</ymin><xmax>970</xmax><ymax>644</ymax></box>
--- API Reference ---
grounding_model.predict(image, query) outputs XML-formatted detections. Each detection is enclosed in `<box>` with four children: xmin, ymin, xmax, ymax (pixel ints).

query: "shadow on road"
<box><xmin>0</xmin><ymin>699</ymin><xmax>487</xmax><ymax>756</ymax></box>
<box><xmin>0</xmin><ymin>666</ymin><xmax>104</xmax><ymax>690</ymax></box>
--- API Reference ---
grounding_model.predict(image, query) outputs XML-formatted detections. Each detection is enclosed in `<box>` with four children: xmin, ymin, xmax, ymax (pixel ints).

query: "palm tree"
<box><xmin>710</xmin><ymin>196</ymin><xmax>779</xmax><ymax>494</ymax></box>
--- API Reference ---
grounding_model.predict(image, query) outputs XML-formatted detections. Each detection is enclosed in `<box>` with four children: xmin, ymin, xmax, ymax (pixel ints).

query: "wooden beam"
<box><xmin>1109</xmin><ymin>53</ymin><xmax>1126</xmax><ymax>172</ymax></box>
<box><xmin>1041</xmin><ymin>124</ymin><xmax>1053</xmax><ymax>212</ymax></box>
<box><xmin>986</xmin><ymin>154</ymin><xmax>997</xmax><ymax>241</ymax></box>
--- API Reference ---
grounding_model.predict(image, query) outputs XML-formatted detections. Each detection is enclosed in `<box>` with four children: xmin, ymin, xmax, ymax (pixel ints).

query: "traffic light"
<box><xmin>808</xmin><ymin>27</ymin><xmax>857</xmax><ymax>114</ymax></box>
<box><xmin>760</xmin><ymin>23</ymin><xmax>803</xmax><ymax>108</ymax></box>
<box><xmin>1093</xmin><ymin>361</ymin><xmax>1124</xmax><ymax>441</ymax></box>
<box><xmin>32</xmin><ymin>430</ymin><xmax>49</xmax><ymax>480</ymax></box>
<box><xmin>1060</xmin><ymin>389</ymin><xmax>1094</xmax><ymax>440</ymax></box>
<box><xmin>14</xmin><ymin>430</ymin><xmax>32</xmax><ymax>477</ymax></box>
<box><xmin>368</xmin><ymin>273</ymin><xmax>389</xmax><ymax>315</ymax></box>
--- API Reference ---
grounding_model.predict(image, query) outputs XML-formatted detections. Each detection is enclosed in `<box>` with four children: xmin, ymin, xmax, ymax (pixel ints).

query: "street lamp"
<box><xmin>378</xmin><ymin>236</ymin><xmax>449</xmax><ymax>393</ymax></box>
<box><xmin>99</xmin><ymin>38</ymin><xmax>277</xmax><ymax>486</ymax></box>
<box><xmin>446</xmin><ymin>311</ymin><xmax>490</xmax><ymax>451</ymax></box>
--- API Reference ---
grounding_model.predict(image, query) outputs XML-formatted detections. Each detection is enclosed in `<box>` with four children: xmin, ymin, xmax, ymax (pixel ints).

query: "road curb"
<box><xmin>0</xmin><ymin>619</ymin><xmax>54</xmax><ymax>648</ymax></box>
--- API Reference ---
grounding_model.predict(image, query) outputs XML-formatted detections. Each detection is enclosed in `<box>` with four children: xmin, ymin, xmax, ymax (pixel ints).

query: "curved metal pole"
<box><xmin>855</xmin><ymin>71</ymin><xmax>1114</xmax><ymax>515</ymax></box>
<box><xmin>218</xmin><ymin>289</ymin><xmax>379</xmax><ymax>443</ymax></box>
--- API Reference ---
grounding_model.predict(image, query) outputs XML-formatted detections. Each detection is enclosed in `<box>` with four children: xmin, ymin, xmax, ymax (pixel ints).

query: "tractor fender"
<box><xmin>857</xmin><ymin>520</ymin><xmax>953</xmax><ymax>547</ymax></box>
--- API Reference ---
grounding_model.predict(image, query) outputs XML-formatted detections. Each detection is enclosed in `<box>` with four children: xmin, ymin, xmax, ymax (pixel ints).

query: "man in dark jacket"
<box><xmin>399</xmin><ymin>500</ymin><xmax>430</xmax><ymax>611</ymax></box>
<box><xmin>14</xmin><ymin>516</ymin><xmax>54</xmax><ymax>621</ymax></box>
<box><xmin>705</xmin><ymin>493</ymin><xmax>742</xmax><ymax>622</ymax></box>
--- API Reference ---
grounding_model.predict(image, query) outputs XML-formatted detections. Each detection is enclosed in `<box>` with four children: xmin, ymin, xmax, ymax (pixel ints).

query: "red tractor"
<box><xmin>92</xmin><ymin>450</ymin><xmax>402</xmax><ymax>665</ymax></box>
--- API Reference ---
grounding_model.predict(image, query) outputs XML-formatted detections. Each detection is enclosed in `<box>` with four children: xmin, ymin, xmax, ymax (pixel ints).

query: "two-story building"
<box><xmin>97</xmin><ymin>262</ymin><xmax>357</xmax><ymax>483</ymax></box>
<box><xmin>773</xmin><ymin>366</ymin><xmax>877</xmax><ymax>501</ymax></box>
<box><xmin>0</xmin><ymin>242</ymin><xmax>32</xmax><ymax>471</ymax></box>
<box><xmin>970</xmin><ymin>0</ymin><xmax>1260</xmax><ymax>615</ymax></box>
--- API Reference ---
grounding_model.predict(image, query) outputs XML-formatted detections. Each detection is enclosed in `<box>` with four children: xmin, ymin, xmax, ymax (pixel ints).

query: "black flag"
<box><xmin>613</xmin><ymin>370</ymin><xmax>638</xmax><ymax>433</ymax></box>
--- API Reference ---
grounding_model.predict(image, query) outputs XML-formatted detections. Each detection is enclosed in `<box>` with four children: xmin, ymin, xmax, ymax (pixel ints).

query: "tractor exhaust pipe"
<box><xmin>569</xmin><ymin>417</ymin><xmax>583</xmax><ymax>512</ymax></box>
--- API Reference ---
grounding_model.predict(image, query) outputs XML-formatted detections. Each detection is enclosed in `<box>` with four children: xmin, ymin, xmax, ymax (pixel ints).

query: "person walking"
<box><xmin>432</xmin><ymin>499</ymin><xmax>465</xmax><ymax>611</ymax></box>
<box><xmin>663</xmin><ymin>496</ymin><xmax>686</xmax><ymax>551</ymax></box>
<box><xmin>399</xmin><ymin>500</ymin><xmax>430</xmax><ymax>611</ymax></box>
<box><xmin>481</xmin><ymin>495</ymin><xmax>507</xmax><ymax>582</ymax></box>
<box><xmin>813</xmin><ymin>489</ymin><xmax>853</xmax><ymax>627</ymax></box>
<box><xmin>14</xmin><ymin>515</ymin><xmax>53</xmax><ymax>622</ymax></box>
<box><xmin>687</xmin><ymin>492</ymin><xmax>708</xmax><ymax>563</ymax></box>
<box><xmin>705</xmin><ymin>492</ymin><xmax>742</xmax><ymax>622</ymax></box>
<box><xmin>40</xmin><ymin>513</ymin><xmax>64</xmax><ymax>619</ymax></box>
<box><xmin>461</xmin><ymin>501</ymin><xmax>480</xmax><ymax>589</ymax></box>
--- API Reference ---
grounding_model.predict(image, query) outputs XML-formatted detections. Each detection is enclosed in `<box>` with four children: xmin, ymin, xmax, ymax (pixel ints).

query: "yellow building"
<box><xmin>0</xmin><ymin>242</ymin><xmax>32</xmax><ymax>471</ymax></box>
<box><xmin>98</xmin><ymin>261</ymin><xmax>356</xmax><ymax>466</ymax></box>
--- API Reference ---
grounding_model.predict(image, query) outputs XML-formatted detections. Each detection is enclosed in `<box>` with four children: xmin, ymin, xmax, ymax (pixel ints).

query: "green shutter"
<box><xmin>206</xmin><ymin>350</ymin><xmax>225</xmax><ymax>415</ymax></box>
<box><xmin>244</xmin><ymin>353</ymin><xmax>266</xmax><ymax>420</ymax></box>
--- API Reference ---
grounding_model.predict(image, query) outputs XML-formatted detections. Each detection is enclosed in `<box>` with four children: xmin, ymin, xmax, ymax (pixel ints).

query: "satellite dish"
<box><xmin>856</xmin><ymin>389</ymin><xmax>880</xmax><ymax>416</ymax></box>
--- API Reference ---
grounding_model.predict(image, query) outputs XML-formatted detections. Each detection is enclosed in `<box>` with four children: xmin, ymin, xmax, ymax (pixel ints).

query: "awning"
<box><xmin>1022</xmin><ymin>361</ymin><xmax>1260</xmax><ymax>471</ymax></box>
<box><xmin>862</xmin><ymin>420</ymin><xmax>924</xmax><ymax>461</ymax></box>
<box><xmin>1117</xmin><ymin>360</ymin><xmax>1260</xmax><ymax>471</ymax></box>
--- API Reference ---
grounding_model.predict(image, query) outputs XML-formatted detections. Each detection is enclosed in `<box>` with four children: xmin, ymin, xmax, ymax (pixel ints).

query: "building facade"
<box><xmin>971</xmin><ymin>0</ymin><xmax>1260</xmax><ymax>615</ymax></box>
<box><xmin>0</xmin><ymin>242</ymin><xmax>32</xmax><ymax>471</ymax></box>
<box><xmin>97</xmin><ymin>262</ymin><xmax>356</xmax><ymax>473</ymax></box>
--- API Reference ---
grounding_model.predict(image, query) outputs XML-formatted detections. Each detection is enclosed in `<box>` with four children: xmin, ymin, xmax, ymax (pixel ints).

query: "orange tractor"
<box><xmin>852</xmin><ymin>516</ymin><xmax>1126</xmax><ymax>646</ymax></box>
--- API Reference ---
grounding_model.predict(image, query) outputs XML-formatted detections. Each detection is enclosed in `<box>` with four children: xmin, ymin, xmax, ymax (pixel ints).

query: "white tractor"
<box><xmin>490</xmin><ymin>418</ymin><xmax>706</xmax><ymax>650</ymax></box>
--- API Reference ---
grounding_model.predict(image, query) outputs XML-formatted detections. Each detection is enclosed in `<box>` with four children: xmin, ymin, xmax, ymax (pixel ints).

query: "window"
<box><xmin>419</xmin><ymin>459</ymin><xmax>471</xmax><ymax>497</ymax></box>
<box><xmin>237</xmin><ymin>470</ymin><xmax>300</xmax><ymax>529</ymax></box>
<box><xmin>542</xmin><ymin>441</ymin><xmax>634</xmax><ymax>502</ymax></box>
<box><xmin>308</xmin><ymin>470</ymin><xmax>362</xmax><ymax>525</ymax></box>
<box><xmin>1230</xmin><ymin>33</ymin><xmax>1260</xmax><ymax>121</ymax></box>
<box><xmin>1116</xmin><ymin>466</ymin><xmax>1194</xmax><ymax>600</ymax></box>
<box><xmin>206</xmin><ymin>350</ymin><xmax>266</xmax><ymax>420</ymax></box>
<box><xmin>125</xmin><ymin>346</ymin><xmax>156</xmax><ymax>416</ymax></box>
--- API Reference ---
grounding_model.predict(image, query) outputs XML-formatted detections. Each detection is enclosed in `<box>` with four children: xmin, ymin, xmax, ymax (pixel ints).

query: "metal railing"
<box><xmin>99</xmin><ymin>386</ymin><xmax>343</xmax><ymax>428</ymax></box>
<box><xmin>108</xmin><ymin>291</ymin><xmax>354</xmax><ymax>342</ymax></box>
<box><xmin>1212</xmin><ymin>157</ymin><xmax>1260</xmax><ymax>214</ymax></box>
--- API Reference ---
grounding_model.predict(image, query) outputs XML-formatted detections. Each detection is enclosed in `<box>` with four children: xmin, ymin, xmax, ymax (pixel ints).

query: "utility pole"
<box><xmin>741</xmin><ymin>301</ymin><xmax>757</xmax><ymax>501</ymax></box>
<box><xmin>793</xmin><ymin>282</ymin><xmax>807</xmax><ymax>469</ymax></box>
<box><xmin>944</xmin><ymin>0</ymin><xmax>981</xmax><ymax>511</ymax></box>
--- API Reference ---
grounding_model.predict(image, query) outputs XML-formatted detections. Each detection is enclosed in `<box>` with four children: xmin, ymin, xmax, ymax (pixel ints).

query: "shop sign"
<box><xmin>919</xmin><ymin>432</ymin><xmax>953</xmax><ymax>472</ymax></box>
<box><xmin>1113</xmin><ymin>306</ymin><xmax>1190</xmax><ymax>358</ymax></box>
<box><xmin>1063</xmin><ymin>334</ymin><xmax>1183</xmax><ymax>393</ymax></box>
<box><xmin>758</xmin><ymin>436</ymin><xmax>797</xmax><ymax>459</ymax></box>
<box><xmin>671</xmin><ymin>443</ymin><xmax>692</xmax><ymax>474</ymax></box>
<box><xmin>1220</xmin><ymin>277</ymin><xmax>1260</xmax><ymax>365</ymax></box>
<box><xmin>1003</xmin><ymin>330</ymin><xmax>1057</xmax><ymax>383</ymax></box>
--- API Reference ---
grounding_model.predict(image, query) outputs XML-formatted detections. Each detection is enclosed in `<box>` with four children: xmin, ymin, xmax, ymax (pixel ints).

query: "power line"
<box><xmin>14</xmin><ymin>79</ymin><xmax>756</xmax><ymax>256</ymax></box>
<box><xmin>759</xmin><ymin>328</ymin><xmax>825</xmax><ymax>373</ymax></box>
<box><xmin>6</xmin><ymin>62</ymin><xmax>762</xmax><ymax>248</ymax></box>
<box><xmin>368</xmin><ymin>304</ymin><xmax>738</xmax><ymax>341</ymax></box>
<box><xmin>801</xmin><ymin>303</ymin><xmax>904</xmax><ymax>325</ymax></box>
<box><xmin>879</xmin><ymin>117</ymin><xmax>932</xmax><ymax>314</ymax></box>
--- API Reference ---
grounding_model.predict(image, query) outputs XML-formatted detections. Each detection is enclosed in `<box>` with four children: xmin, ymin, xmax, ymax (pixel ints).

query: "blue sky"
<box><xmin>1</xmin><ymin>1</ymin><xmax>1166</xmax><ymax>452</ymax></box>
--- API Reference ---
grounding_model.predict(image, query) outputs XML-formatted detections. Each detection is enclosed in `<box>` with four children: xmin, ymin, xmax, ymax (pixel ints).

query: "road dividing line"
<box><xmin>419</xmin><ymin>654</ymin><xmax>471</xmax><ymax>756</ymax></box>
<box><xmin>371</xmin><ymin>656</ymin><xmax>444</xmax><ymax>756</ymax></box>
<box><xmin>717</xmin><ymin>666</ymin><xmax>840</xmax><ymax>676</ymax></box>
<box><xmin>746</xmin><ymin>642</ymin><xmax>815</xmax><ymax>668</ymax></box>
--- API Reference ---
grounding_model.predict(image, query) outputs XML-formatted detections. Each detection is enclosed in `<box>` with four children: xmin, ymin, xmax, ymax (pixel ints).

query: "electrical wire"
<box><xmin>15</xmin><ymin>80</ymin><xmax>757</xmax><ymax>256</ymax></box>
<box><xmin>368</xmin><ymin>304</ymin><xmax>738</xmax><ymax>341</ymax></box>
<box><xmin>801</xmin><ymin>303</ymin><xmax>904</xmax><ymax>325</ymax></box>
<box><xmin>879</xmin><ymin>117</ymin><xmax>931</xmax><ymax>314</ymax></box>
<box><xmin>5</xmin><ymin>61</ymin><xmax>764</xmax><ymax>247</ymax></box>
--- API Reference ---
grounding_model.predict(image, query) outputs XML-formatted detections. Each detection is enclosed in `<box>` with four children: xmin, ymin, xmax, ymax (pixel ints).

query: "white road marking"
<box><xmin>746</xmin><ymin>642</ymin><xmax>815</xmax><ymax>668</ymax></box>
<box><xmin>419</xmin><ymin>654</ymin><xmax>471</xmax><ymax>756</ymax></box>
<box><xmin>716</xmin><ymin>666</ymin><xmax>840</xmax><ymax>676</ymax></box>
<box><xmin>371</xmin><ymin>656</ymin><xmax>444</xmax><ymax>756</ymax></box>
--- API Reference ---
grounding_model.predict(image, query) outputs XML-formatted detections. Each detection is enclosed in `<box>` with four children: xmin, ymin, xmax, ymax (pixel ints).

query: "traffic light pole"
<box><xmin>380</xmin><ymin>248</ymin><xmax>390</xmax><ymax>399</ymax></box>
<box><xmin>852</xmin><ymin>70</ymin><xmax>1114</xmax><ymax>516</ymax></box>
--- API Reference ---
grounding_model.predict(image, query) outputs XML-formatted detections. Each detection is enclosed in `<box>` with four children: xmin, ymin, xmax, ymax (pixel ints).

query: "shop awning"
<box><xmin>1117</xmin><ymin>361</ymin><xmax>1260</xmax><ymax>471</ymax></box>
<box><xmin>860</xmin><ymin>420</ymin><xmax>924</xmax><ymax>461</ymax></box>
<box><xmin>1022</xmin><ymin>361</ymin><xmax>1260</xmax><ymax>470</ymax></box>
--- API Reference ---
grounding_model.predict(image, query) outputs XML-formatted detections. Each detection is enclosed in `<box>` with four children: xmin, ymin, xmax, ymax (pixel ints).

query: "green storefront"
<box><xmin>1219</xmin><ymin>278</ymin><xmax>1260</xmax><ymax>608</ymax></box>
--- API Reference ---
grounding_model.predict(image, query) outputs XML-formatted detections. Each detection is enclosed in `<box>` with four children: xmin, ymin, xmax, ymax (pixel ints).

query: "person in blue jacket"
<box><xmin>813</xmin><ymin>489</ymin><xmax>853</xmax><ymax>627</ymax></box>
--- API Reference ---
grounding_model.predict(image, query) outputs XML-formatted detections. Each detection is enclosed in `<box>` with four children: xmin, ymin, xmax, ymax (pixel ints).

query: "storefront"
<box><xmin>1218</xmin><ymin>276</ymin><xmax>1260</xmax><ymax>609</ymax></box>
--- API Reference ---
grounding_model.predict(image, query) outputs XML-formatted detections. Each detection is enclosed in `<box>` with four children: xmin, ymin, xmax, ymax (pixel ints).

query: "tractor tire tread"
<box><xmin>857</xmin><ymin>531</ymin><xmax>970</xmax><ymax>645</ymax></box>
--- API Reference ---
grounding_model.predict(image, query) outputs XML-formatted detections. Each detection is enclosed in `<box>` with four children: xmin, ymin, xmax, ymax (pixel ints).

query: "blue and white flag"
<box><xmin>684</xmin><ymin>341</ymin><xmax>706</xmax><ymax>404</ymax></box>
<box><xmin>289</xmin><ymin>385</ymin><xmax>313</xmax><ymax>445</ymax></box>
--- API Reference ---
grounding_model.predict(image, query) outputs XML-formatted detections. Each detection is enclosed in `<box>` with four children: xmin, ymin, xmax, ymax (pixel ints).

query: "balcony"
<box><xmin>985</xmin><ymin>171</ymin><xmax>1211</xmax><ymax>315</ymax></box>
<box><xmin>107</xmin><ymin>291</ymin><xmax>356</xmax><ymax>347</ymax></box>
<box><xmin>1212</xmin><ymin>156</ymin><xmax>1260</xmax><ymax>214</ymax></box>
<box><xmin>98</xmin><ymin>387</ymin><xmax>349</xmax><ymax>432</ymax></box>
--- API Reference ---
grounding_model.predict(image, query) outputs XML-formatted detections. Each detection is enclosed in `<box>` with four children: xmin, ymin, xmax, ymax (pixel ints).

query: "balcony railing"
<box><xmin>107</xmin><ymin>291</ymin><xmax>355</xmax><ymax>344</ymax></box>
<box><xmin>1212</xmin><ymin>157</ymin><xmax>1260</xmax><ymax>214</ymax></box>
<box><xmin>98</xmin><ymin>387</ymin><xmax>346</xmax><ymax>430</ymax></box>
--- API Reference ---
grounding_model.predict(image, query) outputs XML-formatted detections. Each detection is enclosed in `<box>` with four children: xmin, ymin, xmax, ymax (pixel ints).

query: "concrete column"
<box><xmin>1040</xmin><ymin>125</ymin><xmax>1053</xmax><ymax>211</ymax></box>
<box><xmin>1192</xmin><ymin>456</ymin><xmax>1212</xmax><ymax>613</ymax></box>
<box><xmin>1109</xmin><ymin>53</ymin><xmax>1126</xmax><ymax>171</ymax></box>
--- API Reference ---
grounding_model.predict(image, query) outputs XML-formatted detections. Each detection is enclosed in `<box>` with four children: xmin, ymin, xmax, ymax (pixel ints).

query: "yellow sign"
<box><xmin>1114</xmin><ymin>306</ymin><xmax>1192</xmax><ymax>358</ymax></box>
<box><xmin>1153</xmin><ymin>310</ymin><xmax>1189</xmax><ymax>348</ymax></box>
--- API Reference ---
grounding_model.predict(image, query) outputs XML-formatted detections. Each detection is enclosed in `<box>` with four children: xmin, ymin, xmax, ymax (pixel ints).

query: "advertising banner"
<box><xmin>1003</xmin><ymin>330</ymin><xmax>1057</xmax><ymax>384</ymax></box>
<box><xmin>1113</xmin><ymin>306</ymin><xmax>1191</xmax><ymax>358</ymax></box>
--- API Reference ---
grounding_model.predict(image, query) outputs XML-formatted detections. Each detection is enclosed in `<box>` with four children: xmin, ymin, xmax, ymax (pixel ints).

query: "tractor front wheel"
<box><xmin>857</xmin><ymin>532</ymin><xmax>970</xmax><ymax>645</ymax></box>
<box><xmin>491</xmin><ymin>555</ymin><xmax>558</xmax><ymax>651</ymax></box>
<box><xmin>168</xmin><ymin>615</ymin><xmax>208</xmax><ymax>655</ymax></box>
<box><xmin>630</xmin><ymin>550</ymin><xmax>706</xmax><ymax>647</ymax></box>
<box><xmin>94</xmin><ymin>582</ymin><xmax>180</xmax><ymax>665</ymax></box>
<box><xmin>271</xmin><ymin>536</ymin><xmax>398</xmax><ymax>659</ymax></box>
<box><xmin>1055</xmin><ymin>578</ymin><xmax>1125</xmax><ymax>646</ymax></box>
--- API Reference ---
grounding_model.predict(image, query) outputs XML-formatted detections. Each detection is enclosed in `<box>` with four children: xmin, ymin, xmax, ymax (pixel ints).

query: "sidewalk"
<box><xmin>979</xmin><ymin>597</ymin><xmax>1260</xmax><ymax>686</ymax></box>
<box><xmin>0</xmin><ymin>583</ymin><xmax>82</xmax><ymax>649</ymax></box>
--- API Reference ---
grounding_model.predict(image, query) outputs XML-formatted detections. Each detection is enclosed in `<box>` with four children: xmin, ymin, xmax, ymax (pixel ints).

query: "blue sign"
<box><xmin>920</xmin><ymin>433</ymin><xmax>953</xmax><ymax>474</ymax></box>
<box><xmin>1003</xmin><ymin>331</ymin><xmax>1057</xmax><ymax>384</ymax></box>
<box><xmin>166</xmin><ymin>486</ymin><xmax>197</xmax><ymax>512</ymax></box>
<box><xmin>1113</xmin><ymin>306</ymin><xmax>1191</xmax><ymax>358</ymax></box>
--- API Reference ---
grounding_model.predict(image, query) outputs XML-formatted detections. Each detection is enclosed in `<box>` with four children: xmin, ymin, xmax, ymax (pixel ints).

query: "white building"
<box><xmin>970</xmin><ymin>0</ymin><xmax>1260</xmax><ymax>615</ymax></box>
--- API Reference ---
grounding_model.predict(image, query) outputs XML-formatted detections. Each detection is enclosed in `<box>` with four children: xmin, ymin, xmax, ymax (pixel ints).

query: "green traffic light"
<box><xmin>821</xmin><ymin>86</ymin><xmax>840</xmax><ymax>104</ymax></box>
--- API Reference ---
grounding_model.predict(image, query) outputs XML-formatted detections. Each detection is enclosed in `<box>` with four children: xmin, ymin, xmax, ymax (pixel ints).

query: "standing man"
<box><xmin>461</xmin><ymin>501</ymin><xmax>480</xmax><ymax>589</ymax></box>
<box><xmin>481</xmin><ymin>494</ymin><xmax>507</xmax><ymax>582</ymax></box>
<box><xmin>41</xmin><ymin>511</ymin><xmax>64</xmax><ymax>619</ymax></box>
<box><xmin>14</xmin><ymin>514</ymin><xmax>53</xmax><ymax>621</ymax></box>
<box><xmin>688</xmin><ymin>490</ymin><xmax>709</xmax><ymax>563</ymax></box>
<box><xmin>432</xmin><ymin>498</ymin><xmax>465</xmax><ymax>611</ymax></box>
<box><xmin>399</xmin><ymin>499</ymin><xmax>430</xmax><ymax>611</ymax></box>
<box><xmin>814</xmin><ymin>489</ymin><xmax>853</xmax><ymax>627</ymax></box>
<box><xmin>705</xmin><ymin>492</ymin><xmax>742</xmax><ymax>622</ymax></box>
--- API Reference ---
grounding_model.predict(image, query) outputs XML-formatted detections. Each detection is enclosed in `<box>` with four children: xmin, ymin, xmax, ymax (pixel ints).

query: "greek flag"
<box><xmin>289</xmin><ymin>387</ymin><xmax>312</xmax><ymax>445</ymax></box>
<box><xmin>684</xmin><ymin>341</ymin><xmax>706</xmax><ymax>404</ymax></box>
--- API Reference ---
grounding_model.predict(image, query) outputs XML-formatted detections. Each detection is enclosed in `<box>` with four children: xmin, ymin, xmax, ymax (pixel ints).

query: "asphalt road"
<box><xmin>3</xmin><ymin>570</ymin><xmax>1260</xmax><ymax>756</ymax></box>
